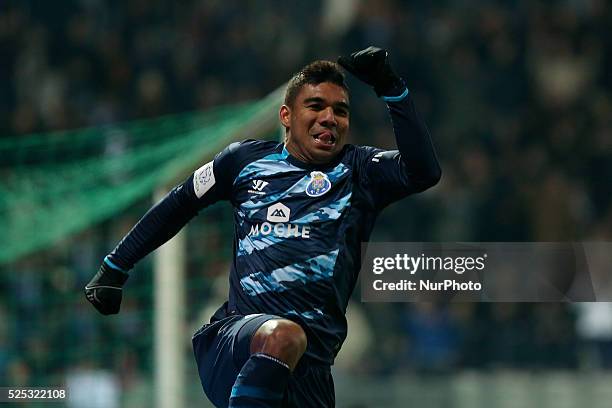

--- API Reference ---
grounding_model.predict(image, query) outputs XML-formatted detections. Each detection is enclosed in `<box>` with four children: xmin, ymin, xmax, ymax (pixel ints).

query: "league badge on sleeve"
<box><xmin>193</xmin><ymin>160</ymin><xmax>215</xmax><ymax>198</ymax></box>
<box><xmin>305</xmin><ymin>171</ymin><xmax>332</xmax><ymax>197</ymax></box>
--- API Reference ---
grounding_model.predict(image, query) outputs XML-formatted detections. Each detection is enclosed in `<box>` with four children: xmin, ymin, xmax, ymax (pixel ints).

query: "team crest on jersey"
<box><xmin>305</xmin><ymin>171</ymin><xmax>331</xmax><ymax>197</ymax></box>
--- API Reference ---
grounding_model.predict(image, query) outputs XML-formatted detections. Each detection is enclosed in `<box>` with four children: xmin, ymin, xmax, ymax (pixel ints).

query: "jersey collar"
<box><xmin>281</xmin><ymin>144</ymin><xmax>347</xmax><ymax>171</ymax></box>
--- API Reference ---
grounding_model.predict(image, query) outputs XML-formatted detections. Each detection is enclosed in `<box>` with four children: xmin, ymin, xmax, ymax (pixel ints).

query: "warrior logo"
<box><xmin>305</xmin><ymin>171</ymin><xmax>331</xmax><ymax>197</ymax></box>
<box><xmin>248</xmin><ymin>179</ymin><xmax>269</xmax><ymax>195</ymax></box>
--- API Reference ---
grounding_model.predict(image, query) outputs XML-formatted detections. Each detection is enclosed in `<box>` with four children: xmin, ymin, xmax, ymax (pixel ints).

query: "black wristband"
<box><xmin>95</xmin><ymin>262</ymin><xmax>129</xmax><ymax>287</ymax></box>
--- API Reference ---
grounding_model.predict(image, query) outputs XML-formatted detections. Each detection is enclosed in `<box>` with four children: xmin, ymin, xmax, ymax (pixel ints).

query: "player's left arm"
<box><xmin>339</xmin><ymin>47</ymin><xmax>441</xmax><ymax>207</ymax></box>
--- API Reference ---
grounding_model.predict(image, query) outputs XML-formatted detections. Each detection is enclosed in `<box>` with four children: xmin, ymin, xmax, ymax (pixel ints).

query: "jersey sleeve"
<box><xmin>360</xmin><ymin>92</ymin><xmax>441</xmax><ymax>209</ymax></box>
<box><xmin>105</xmin><ymin>141</ymin><xmax>246</xmax><ymax>271</ymax></box>
<box><xmin>191</xmin><ymin>140</ymin><xmax>243</xmax><ymax>205</ymax></box>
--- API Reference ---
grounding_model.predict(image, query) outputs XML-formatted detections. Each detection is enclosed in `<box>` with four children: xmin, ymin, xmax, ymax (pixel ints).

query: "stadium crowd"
<box><xmin>2</xmin><ymin>0</ymin><xmax>612</xmax><ymax>401</ymax></box>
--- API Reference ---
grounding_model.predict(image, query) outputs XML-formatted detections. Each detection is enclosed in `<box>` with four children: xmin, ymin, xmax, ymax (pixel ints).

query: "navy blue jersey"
<box><xmin>106</xmin><ymin>93</ymin><xmax>440</xmax><ymax>365</ymax></box>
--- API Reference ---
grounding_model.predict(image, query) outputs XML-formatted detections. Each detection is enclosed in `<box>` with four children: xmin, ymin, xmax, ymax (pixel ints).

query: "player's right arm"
<box><xmin>85</xmin><ymin>141</ymin><xmax>243</xmax><ymax>315</ymax></box>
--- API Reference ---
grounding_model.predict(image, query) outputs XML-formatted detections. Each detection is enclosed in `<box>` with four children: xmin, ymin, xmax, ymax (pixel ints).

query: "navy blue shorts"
<box><xmin>192</xmin><ymin>313</ymin><xmax>335</xmax><ymax>408</ymax></box>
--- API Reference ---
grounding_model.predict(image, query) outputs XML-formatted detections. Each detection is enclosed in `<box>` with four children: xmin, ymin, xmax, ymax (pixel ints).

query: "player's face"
<box><xmin>281</xmin><ymin>82</ymin><xmax>350</xmax><ymax>165</ymax></box>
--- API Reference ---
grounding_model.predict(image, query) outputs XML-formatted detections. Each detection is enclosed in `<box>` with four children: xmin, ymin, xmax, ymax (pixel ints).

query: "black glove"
<box><xmin>85</xmin><ymin>262</ymin><xmax>129</xmax><ymax>315</ymax></box>
<box><xmin>338</xmin><ymin>46</ymin><xmax>405</xmax><ymax>97</ymax></box>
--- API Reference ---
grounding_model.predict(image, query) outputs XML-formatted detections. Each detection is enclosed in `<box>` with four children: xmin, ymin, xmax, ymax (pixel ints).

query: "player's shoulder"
<box><xmin>218</xmin><ymin>138</ymin><xmax>280</xmax><ymax>162</ymax></box>
<box><xmin>224</xmin><ymin>139</ymin><xmax>281</xmax><ymax>160</ymax></box>
<box><xmin>214</xmin><ymin>139</ymin><xmax>282</xmax><ymax>180</ymax></box>
<box><xmin>340</xmin><ymin>143</ymin><xmax>384</xmax><ymax>165</ymax></box>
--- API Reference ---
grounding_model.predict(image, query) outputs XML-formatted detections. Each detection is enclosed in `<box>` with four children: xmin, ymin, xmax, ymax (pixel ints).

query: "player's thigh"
<box><xmin>192</xmin><ymin>314</ymin><xmax>282</xmax><ymax>407</ymax></box>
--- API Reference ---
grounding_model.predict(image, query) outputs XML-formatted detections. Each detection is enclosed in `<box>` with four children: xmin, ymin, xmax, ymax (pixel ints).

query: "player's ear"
<box><xmin>279</xmin><ymin>105</ymin><xmax>291</xmax><ymax>129</ymax></box>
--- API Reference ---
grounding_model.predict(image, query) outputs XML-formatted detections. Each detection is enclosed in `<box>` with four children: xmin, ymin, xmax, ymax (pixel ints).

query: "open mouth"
<box><xmin>312</xmin><ymin>131</ymin><xmax>336</xmax><ymax>148</ymax></box>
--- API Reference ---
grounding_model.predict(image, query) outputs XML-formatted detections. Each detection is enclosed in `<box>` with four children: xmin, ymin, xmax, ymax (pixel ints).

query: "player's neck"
<box><xmin>284</xmin><ymin>141</ymin><xmax>312</xmax><ymax>164</ymax></box>
<box><xmin>284</xmin><ymin>140</ymin><xmax>340</xmax><ymax>168</ymax></box>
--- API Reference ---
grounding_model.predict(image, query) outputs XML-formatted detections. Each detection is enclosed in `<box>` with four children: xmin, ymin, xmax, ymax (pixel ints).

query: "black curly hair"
<box><xmin>284</xmin><ymin>60</ymin><xmax>349</xmax><ymax>107</ymax></box>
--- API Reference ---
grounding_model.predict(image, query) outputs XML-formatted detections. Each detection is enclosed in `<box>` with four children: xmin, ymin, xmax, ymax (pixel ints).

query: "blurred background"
<box><xmin>1</xmin><ymin>0</ymin><xmax>612</xmax><ymax>407</ymax></box>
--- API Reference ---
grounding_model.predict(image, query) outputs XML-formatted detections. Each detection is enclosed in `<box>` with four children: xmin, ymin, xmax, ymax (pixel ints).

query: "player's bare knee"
<box><xmin>274</xmin><ymin>320</ymin><xmax>307</xmax><ymax>356</ymax></box>
<box><xmin>254</xmin><ymin>319</ymin><xmax>307</xmax><ymax>355</ymax></box>
<box><xmin>251</xmin><ymin>319</ymin><xmax>307</xmax><ymax>369</ymax></box>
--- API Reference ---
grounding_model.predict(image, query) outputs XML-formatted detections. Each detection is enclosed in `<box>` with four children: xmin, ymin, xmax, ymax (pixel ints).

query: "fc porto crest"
<box><xmin>305</xmin><ymin>171</ymin><xmax>332</xmax><ymax>197</ymax></box>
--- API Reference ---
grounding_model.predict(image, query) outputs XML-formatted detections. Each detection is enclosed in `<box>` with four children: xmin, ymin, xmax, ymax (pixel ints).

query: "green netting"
<box><xmin>0</xmin><ymin>90</ymin><xmax>282</xmax><ymax>265</ymax></box>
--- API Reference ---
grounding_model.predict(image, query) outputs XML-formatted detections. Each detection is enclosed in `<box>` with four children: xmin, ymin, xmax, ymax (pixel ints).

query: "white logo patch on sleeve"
<box><xmin>193</xmin><ymin>160</ymin><xmax>215</xmax><ymax>198</ymax></box>
<box><xmin>371</xmin><ymin>152</ymin><xmax>385</xmax><ymax>162</ymax></box>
